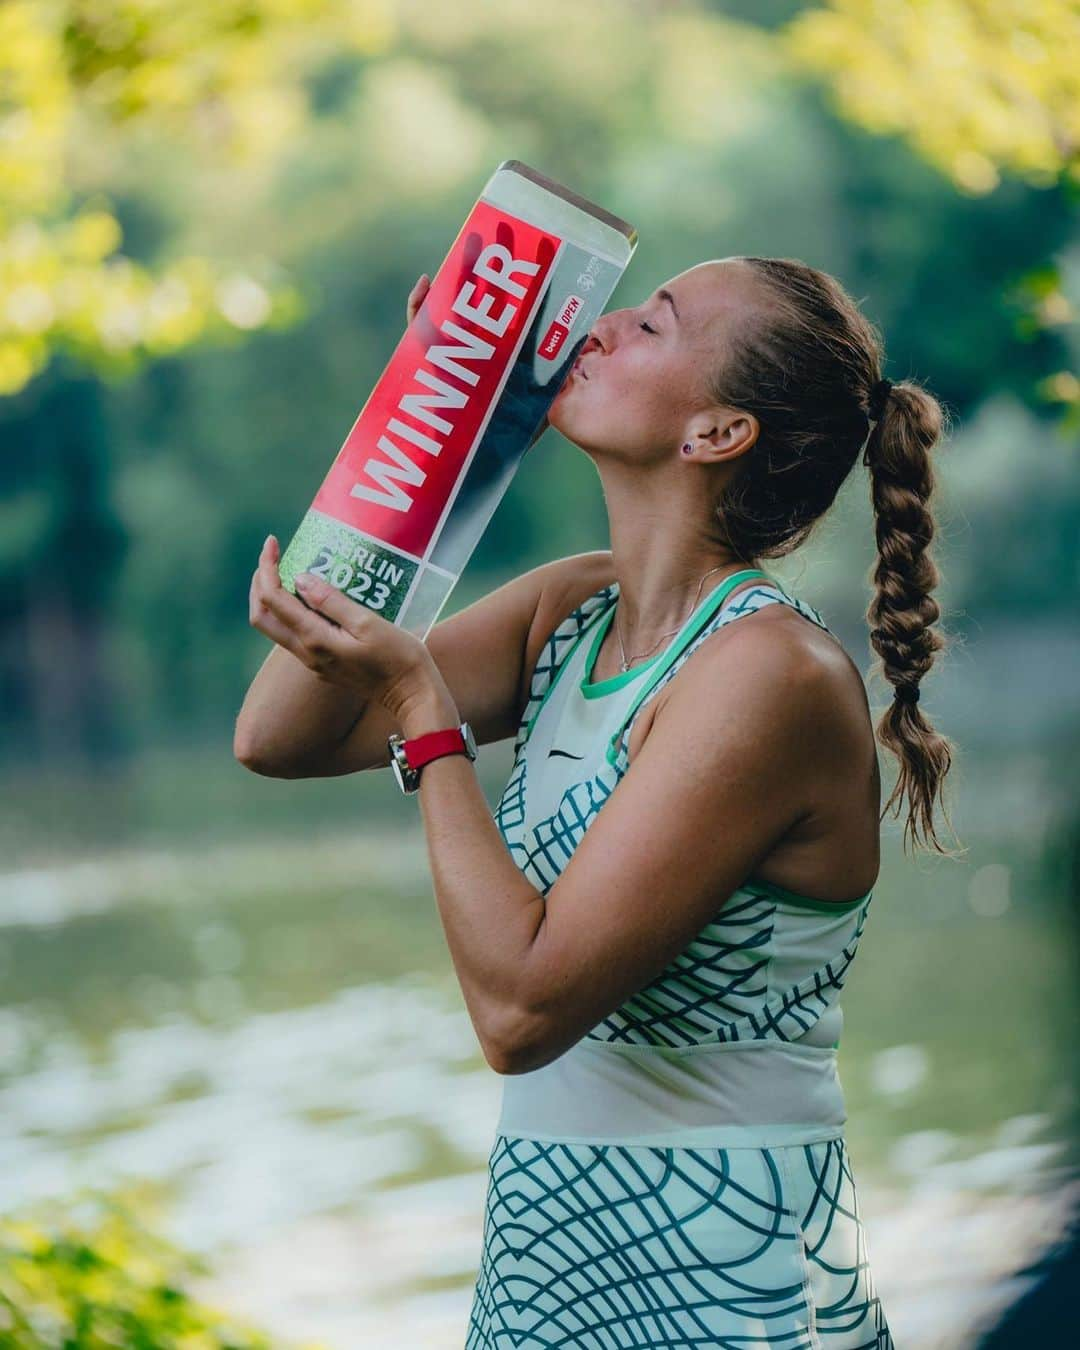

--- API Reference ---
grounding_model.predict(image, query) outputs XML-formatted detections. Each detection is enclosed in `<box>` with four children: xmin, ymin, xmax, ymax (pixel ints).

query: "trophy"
<box><xmin>277</xmin><ymin>159</ymin><xmax>638</xmax><ymax>637</ymax></box>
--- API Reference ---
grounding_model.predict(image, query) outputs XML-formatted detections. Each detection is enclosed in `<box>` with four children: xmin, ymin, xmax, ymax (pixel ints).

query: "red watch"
<box><xmin>388</xmin><ymin>722</ymin><xmax>477</xmax><ymax>794</ymax></box>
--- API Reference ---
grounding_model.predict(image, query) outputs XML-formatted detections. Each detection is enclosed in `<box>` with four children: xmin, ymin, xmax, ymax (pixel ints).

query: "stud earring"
<box><xmin>682</xmin><ymin>442</ymin><xmax>693</xmax><ymax>454</ymax></box>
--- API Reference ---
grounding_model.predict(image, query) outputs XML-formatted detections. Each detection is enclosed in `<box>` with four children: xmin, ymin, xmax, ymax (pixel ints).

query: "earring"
<box><xmin>682</xmin><ymin>442</ymin><xmax>693</xmax><ymax>454</ymax></box>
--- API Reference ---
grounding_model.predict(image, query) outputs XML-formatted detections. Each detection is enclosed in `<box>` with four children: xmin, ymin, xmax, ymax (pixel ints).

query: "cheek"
<box><xmin>610</xmin><ymin>354</ymin><xmax>684</xmax><ymax>423</ymax></box>
<box><xmin>550</xmin><ymin>351</ymin><xmax>687</xmax><ymax>445</ymax></box>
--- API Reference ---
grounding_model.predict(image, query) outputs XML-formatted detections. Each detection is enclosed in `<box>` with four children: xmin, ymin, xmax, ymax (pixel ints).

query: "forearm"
<box><xmin>399</xmin><ymin>677</ymin><xmax>545</xmax><ymax>1061</ymax></box>
<box><xmin>235</xmin><ymin>644</ymin><xmax>369</xmax><ymax>769</ymax></box>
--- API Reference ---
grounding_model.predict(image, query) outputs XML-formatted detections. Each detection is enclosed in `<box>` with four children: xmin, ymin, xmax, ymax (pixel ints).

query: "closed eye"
<box><xmin>640</xmin><ymin>321</ymin><xmax>658</xmax><ymax>335</ymax></box>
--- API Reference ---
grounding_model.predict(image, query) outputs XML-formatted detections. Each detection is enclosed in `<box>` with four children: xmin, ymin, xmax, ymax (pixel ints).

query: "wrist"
<box><xmin>397</xmin><ymin>680</ymin><xmax>460</xmax><ymax>741</ymax></box>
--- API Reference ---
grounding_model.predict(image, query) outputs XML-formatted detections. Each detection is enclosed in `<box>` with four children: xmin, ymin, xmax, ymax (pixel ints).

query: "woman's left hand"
<box><xmin>249</xmin><ymin>539</ymin><xmax>440</xmax><ymax>719</ymax></box>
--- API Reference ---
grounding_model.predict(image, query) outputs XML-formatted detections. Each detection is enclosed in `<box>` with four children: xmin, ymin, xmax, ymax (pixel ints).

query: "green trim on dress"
<box><xmin>579</xmin><ymin>605</ymin><xmax>660</xmax><ymax>698</ymax></box>
<box><xmin>744</xmin><ymin>877</ymin><xmax>874</xmax><ymax>914</ymax></box>
<box><xmin>522</xmin><ymin>603</ymin><xmax>609</xmax><ymax>743</ymax></box>
<box><xmin>525</xmin><ymin>567</ymin><xmax>875</xmax><ymax>919</ymax></box>
<box><xmin>602</xmin><ymin>567</ymin><xmax>772</xmax><ymax>765</ymax></box>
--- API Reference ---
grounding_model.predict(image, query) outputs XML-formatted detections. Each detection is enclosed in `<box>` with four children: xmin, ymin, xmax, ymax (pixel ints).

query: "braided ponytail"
<box><xmin>863</xmin><ymin>378</ymin><xmax>962</xmax><ymax>856</ymax></box>
<box><xmin>706</xmin><ymin>256</ymin><xmax>963</xmax><ymax>857</ymax></box>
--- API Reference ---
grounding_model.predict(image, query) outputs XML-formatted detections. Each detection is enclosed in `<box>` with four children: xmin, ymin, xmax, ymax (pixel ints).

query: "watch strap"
<box><xmin>404</xmin><ymin>726</ymin><xmax>470</xmax><ymax>770</ymax></box>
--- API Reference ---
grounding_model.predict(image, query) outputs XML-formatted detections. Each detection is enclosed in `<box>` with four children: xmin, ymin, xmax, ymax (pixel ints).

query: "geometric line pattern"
<box><xmin>592</xmin><ymin>887</ymin><xmax>872</xmax><ymax>1049</ymax></box>
<box><xmin>494</xmin><ymin>581</ymin><xmax>876</xmax><ymax>1050</ymax></box>
<box><xmin>466</xmin><ymin>1135</ymin><xmax>894</xmax><ymax>1348</ymax></box>
<box><xmin>471</xmin><ymin>579</ymin><xmax>894</xmax><ymax>1347</ymax></box>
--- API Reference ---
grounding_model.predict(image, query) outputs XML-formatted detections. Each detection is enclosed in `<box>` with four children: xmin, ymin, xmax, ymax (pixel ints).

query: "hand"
<box><xmin>249</xmin><ymin>534</ymin><xmax>441</xmax><ymax>718</ymax></box>
<box><xmin>406</xmin><ymin>271</ymin><xmax>430</xmax><ymax>326</ymax></box>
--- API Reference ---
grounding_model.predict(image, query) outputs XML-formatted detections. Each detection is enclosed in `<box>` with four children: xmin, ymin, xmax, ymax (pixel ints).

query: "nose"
<box><xmin>585</xmin><ymin>301</ymin><xmax>635</xmax><ymax>352</ymax></box>
<box><xmin>579</xmin><ymin>315</ymin><xmax>612</xmax><ymax>357</ymax></box>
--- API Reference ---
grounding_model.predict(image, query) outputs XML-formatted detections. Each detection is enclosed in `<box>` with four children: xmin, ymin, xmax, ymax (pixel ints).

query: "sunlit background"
<box><xmin>1</xmin><ymin>2</ymin><xmax>1078</xmax><ymax>1347</ymax></box>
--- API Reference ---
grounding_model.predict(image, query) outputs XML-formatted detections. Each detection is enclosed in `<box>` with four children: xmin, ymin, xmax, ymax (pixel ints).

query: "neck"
<box><xmin>600</xmin><ymin>478</ymin><xmax>751</xmax><ymax>664</ymax></box>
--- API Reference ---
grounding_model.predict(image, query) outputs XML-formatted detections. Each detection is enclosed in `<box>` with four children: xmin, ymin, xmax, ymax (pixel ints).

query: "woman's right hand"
<box><xmin>406</xmin><ymin>273</ymin><xmax>431</xmax><ymax>326</ymax></box>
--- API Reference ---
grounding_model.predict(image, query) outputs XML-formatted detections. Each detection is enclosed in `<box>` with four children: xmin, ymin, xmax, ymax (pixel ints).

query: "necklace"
<box><xmin>613</xmin><ymin>563</ymin><xmax>735</xmax><ymax>673</ymax></box>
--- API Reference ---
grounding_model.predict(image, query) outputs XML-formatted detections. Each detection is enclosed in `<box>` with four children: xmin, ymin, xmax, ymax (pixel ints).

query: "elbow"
<box><xmin>482</xmin><ymin>1002</ymin><xmax>556</xmax><ymax>1077</ymax></box>
<box><xmin>482</xmin><ymin>1040</ymin><xmax>518</xmax><ymax>1076</ymax></box>
<box><xmin>233</xmin><ymin>721</ymin><xmax>297</xmax><ymax>779</ymax></box>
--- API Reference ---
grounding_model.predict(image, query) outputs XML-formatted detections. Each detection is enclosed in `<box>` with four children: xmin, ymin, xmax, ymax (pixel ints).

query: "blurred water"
<box><xmin>0</xmin><ymin>820</ymin><xmax>1076</xmax><ymax>1349</ymax></box>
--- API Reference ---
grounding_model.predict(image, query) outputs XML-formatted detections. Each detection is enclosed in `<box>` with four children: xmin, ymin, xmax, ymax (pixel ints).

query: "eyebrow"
<box><xmin>656</xmin><ymin>288</ymin><xmax>681</xmax><ymax>323</ymax></box>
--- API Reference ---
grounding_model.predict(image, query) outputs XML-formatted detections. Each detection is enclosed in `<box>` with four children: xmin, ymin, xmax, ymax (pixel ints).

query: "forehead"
<box><xmin>659</xmin><ymin>259</ymin><xmax>759</xmax><ymax>338</ymax></box>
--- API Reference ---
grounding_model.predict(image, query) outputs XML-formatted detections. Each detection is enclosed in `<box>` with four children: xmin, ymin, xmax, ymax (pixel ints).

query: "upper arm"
<box><xmin>309</xmin><ymin>550</ymin><xmax>615</xmax><ymax>776</ymax></box>
<box><xmin>503</xmin><ymin>627</ymin><xmax>833</xmax><ymax>1073</ymax></box>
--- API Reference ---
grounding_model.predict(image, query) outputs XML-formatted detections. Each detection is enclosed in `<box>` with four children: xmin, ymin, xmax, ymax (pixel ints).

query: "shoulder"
<box><xmin>657</xmin><ymin>600</ymin><xmax>870</xmax><ymax>776</ymax></box>
<box><xmin>531</xmin><ymin>549</ymin><xmax>616</xmax><ymax>638</ymax></box>
<box><xmin>514</xmin><ymin>551</ymin><xmax>615</xmax><ymax>720</ymax></box>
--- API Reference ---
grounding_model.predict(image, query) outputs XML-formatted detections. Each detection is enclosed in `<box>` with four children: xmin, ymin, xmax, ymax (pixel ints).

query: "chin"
<box><xmin>546</xmin><ymin>409</ymin><xmax>588</xmax><ymax>453</ymax></box>
<box><xmin>547</xmin><ymin>385</ymin><xmax>608</xmax><ymax>456</ymax></box>
<box><xmin>545</xmin><ymin>391</ymin><xmax>571</xmax><ymax>437</ymax></box>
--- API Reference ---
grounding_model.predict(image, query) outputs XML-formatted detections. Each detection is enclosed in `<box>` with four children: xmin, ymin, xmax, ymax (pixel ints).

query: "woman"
<box><xmin>240</xmin><ymin>256</ymin><xmax>959</xmax><ymax>1347</ymax></box>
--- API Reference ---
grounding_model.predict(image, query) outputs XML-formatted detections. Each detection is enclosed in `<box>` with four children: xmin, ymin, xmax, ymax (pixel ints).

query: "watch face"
<box><xmin>388</xmin><ymin>734</ymin><xmax>419</xmax><ymax>793</ymax></box>
<box><xmin>461</xmin><ymin>721</ymin><xmax>478</xmax><ymax>759</ymax></box>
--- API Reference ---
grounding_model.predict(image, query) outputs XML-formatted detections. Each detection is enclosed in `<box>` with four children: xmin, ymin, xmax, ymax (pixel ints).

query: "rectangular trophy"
<box><xmin>276</xmin><ymin>159</ymin><xmax>638</xmax><ymax>638</ymax></box>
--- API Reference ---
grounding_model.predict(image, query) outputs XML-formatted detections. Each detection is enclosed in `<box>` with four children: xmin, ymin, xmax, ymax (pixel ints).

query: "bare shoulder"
<box><xmin>560</xmin><ymin>586</ymin><xmax>878</xmax><ymax>903</ymax></box>
<box><xmin>510</xmin><ymin>550</ymin><xmax>615</xmax><ymax>727</ymax></box>
<box><xmin>531</xmin><ymin>549</ymin><xmax>616</xmax><ymax>642</ymax></box>
<box><xmin>657</xmin><ymin>602</ymin><xmax>872</xmax><ymax>773</ymax></box>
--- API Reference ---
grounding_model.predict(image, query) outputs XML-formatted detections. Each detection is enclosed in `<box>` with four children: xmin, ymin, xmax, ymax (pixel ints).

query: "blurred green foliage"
<box><xmin>0</xmin><ymin>15</ymin><xmax>1076</xmax><ymax>1341</ymax></box>
<box><xmin>0</xmin><ymin>0</ymin><xmax>1076</xmax><ymax>773</ymax></box>
<box><xmin>785</xmin><ymin>0</ymin><xmax>1080</xmax><ymax>195</ymax></box>
<box><xmin>0</xmin><ymin>1183</ymin><xmax>324</xmax><ymax>1349</ymax></box>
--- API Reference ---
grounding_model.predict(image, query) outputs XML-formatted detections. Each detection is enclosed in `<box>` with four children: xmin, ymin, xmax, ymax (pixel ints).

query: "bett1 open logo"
<box><xmin>539</xmin><ymin>294</ymin><xmax>584</xmax><ymax>361</ymax></box>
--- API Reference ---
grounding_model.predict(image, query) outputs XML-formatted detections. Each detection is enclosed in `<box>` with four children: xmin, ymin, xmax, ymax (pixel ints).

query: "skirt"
<box><xmin>465</xmin><ymin>1132</ymin><xmax>894</xmax><ymax>1349</ymax></box>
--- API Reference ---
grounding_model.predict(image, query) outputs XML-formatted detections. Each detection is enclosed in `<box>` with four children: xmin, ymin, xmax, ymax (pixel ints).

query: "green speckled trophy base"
<box><xmin>278</xmin><ymin>508</ymin><xmax>418</xmax><ymax>625</ymax></box>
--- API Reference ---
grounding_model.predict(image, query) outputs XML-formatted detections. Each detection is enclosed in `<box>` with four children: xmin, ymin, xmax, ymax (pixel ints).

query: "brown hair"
<box><xmin>707</xmin><ymin>255</ymin><xmax>962</xmax><ymax>858</ymax></box>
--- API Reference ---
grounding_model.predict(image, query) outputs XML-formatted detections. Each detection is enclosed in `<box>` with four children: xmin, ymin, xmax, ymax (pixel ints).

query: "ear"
<box><xmin>682</xmin><ymin>405</ymin><xmax>759</xmax><ymax>464</ymax></box>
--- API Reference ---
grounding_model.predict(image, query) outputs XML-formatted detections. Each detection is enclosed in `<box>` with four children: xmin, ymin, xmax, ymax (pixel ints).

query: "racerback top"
<box><xmin>491</xmin><ymin>568</ymin><xmax>877</xmax><ymax>1149</ymax></box>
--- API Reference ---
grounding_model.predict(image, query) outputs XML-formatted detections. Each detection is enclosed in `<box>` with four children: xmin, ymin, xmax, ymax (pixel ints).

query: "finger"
<box><xmin>250</xmin><ymin>571</ymin><xmax>294</xmax><ymax>633</ymax></box>
<box><xmin>250</xmin><ymin>536</ymin><xmax>340</xmax><ymax>665</ymax></box>
<box><xmin>293</xmin><ymin>572</ymin><xmax>372</xmax><ymax>635</ymax></box>
<box><xmin>250</xmin><ymin>539</ymin><xmax>269</xmax><ymax>605</ymax></box>
<box><xmin>250</xmin><ymin>597</ymin><xmax>311</xmax><ymax>662</ymax></box>
<box><xmin>250</xmin><ymin>550</ymin><xmax>289</xmax><ymax>626</ymax></box>
<box><xmin>259</xmin><ymin>533</ymin><xmax>283</xmax><ymax>594</ymax></box>
<box><xmin>261</xmin><ymin>574</ymin><xmax>347</xmax><ymax>658</ymax></box>
<box><xmin>406</xmin><ymin>273</ymin><xmax>430</xmax><ymax>324</ymax></box>
<box><xmin>250</xmin><ymin>542</ymin><xmax>283</xmax><ymax>622</ymax></box>
<box><xmin>256</xmin><ymin>595</ymin><xmax>342</xmax><ymax>672</ymax></box>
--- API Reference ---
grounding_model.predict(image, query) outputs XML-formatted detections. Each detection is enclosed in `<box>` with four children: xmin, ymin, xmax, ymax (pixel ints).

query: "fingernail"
<box><xmin>295</xmin><ymin>572</ymin><xmax>312</xmax><ymax>589</ymax></box>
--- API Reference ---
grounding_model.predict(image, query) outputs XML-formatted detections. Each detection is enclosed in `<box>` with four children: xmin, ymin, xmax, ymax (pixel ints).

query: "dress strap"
<box><xmin>512</xmin><ymin>582</ymin><xmax>615</xmax><ymax>760</ymax></box>
<box><xmin>603</xmin><ymin>576</ymin><xmax>830</xmax><ymax>771</ymax></box>
<box><xmin>512</xmin><ymin>569</ymin><xmax>831</xmax><ymax>765</ymax></box>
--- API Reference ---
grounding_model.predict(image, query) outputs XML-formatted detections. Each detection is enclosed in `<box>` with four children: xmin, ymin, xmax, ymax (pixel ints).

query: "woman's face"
<box><xmin>548</xmin><ymin>258</ymin><xmax>759</xmax><ymax>462</ymax></box>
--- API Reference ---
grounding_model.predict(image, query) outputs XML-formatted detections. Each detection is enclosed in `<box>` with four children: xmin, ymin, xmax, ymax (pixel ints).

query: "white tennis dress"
<box><xmin>465</xmin><ymin>567</ymin><xmax>893</xmax><ymax>1349</ymax></box>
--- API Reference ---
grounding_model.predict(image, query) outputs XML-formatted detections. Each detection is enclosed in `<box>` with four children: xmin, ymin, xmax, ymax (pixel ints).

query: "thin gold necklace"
<box><xmin>614</xmin><ymin>564</ymin><xmax>739</xmax><ymax>673</ymax></box>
